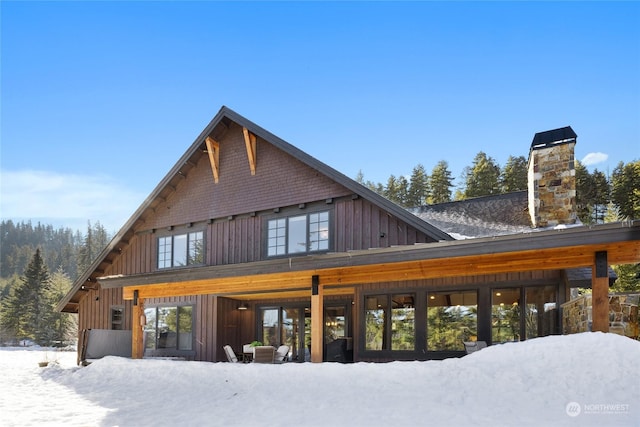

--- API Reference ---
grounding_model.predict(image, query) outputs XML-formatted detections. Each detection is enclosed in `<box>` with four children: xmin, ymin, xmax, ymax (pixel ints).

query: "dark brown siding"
<box><xmin>77</xmin><ymin>288</ymin><xmax>131</xmax><ymax>339</ymax></box>
<box><xmin>334</xmin><ymin>197</ymin><xmax>434</xmax><ymax>251</ymax></box>
<box><xmin>144</xmin><ymin>122</ymin><xmax>352</xmax><ymax>230</ymax></box>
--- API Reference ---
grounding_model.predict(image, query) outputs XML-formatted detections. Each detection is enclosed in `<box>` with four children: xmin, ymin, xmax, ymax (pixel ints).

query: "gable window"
<box><xmin>267</xmin><ymin>211</ymin><xmax>330</xmax><ymax>257</ymax></box>
<box><xmin>157</xmin><ymin>231</ymin><xmax>204</xmax><ymax>269</ymax></box>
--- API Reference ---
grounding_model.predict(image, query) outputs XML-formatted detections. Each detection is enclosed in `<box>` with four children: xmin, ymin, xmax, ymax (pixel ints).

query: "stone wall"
<box><xmin>562</xmin><ymin>294</ymin><xmax>639</xmax><ymax>339</ymax></box>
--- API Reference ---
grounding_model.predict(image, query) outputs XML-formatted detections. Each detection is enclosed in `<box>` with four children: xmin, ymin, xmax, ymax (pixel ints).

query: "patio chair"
<box><xmin>223</xmin><ymin>345</ymin><xmax>240</xmax><ymax>363</ymax></box>
<box><xmin>274</xmin><ymin>345</ymin><xmax>290</xmax><ymax>363</ymax></box>
<box><xmin>463</xmin><ymin>341</ymin><xmax>487</xmax><ymax>354</ymax></box>
<box><xmin>252</xmin><ymin>346</ymin><xmax>275</xmax><ymax>364</ymax></box>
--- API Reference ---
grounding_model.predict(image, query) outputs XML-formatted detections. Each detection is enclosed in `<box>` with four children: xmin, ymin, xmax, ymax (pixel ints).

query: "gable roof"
<box><xmin>411</xmin><ymin>191</ymin><xmax>533</xmax><ymax>239</ymax></box>
<box><xmin>210</xmin><ymin>107</ymin><xmax>452</xmax><ymax>241</ymax></box>
<box><xmin>57</xmin><ymin>106</ymin><xmax>451</xmax><ymax>312</ymax></box>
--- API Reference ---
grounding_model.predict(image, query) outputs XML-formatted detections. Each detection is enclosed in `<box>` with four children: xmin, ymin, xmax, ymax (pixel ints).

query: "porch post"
<box><xmin>310</xmin><ymin>275</ymin><xmax>323</xmax><ymax>363</ymax></box>
<box><xmin>131</xmin><ymin>291</ymin><xmax>145</xmax><ymax>359</ymax></box>
<box><xmin>591</xmin><ymin>251</ymin><xmax>610</xmax><ymax>333</ymax></box>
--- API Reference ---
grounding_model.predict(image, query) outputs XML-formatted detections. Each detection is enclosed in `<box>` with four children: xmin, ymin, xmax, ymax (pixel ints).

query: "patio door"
<box><xmin>260</xmin><ymin>306</ymin><xmax>311</xmax><ymax>362</ymax></box>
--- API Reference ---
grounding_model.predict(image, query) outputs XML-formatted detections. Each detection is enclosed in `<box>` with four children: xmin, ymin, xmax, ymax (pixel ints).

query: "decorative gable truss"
<box><xmin>204</xmin><ymin>127</ymin><xmax>258</xmax><ymax>183</ymax></box>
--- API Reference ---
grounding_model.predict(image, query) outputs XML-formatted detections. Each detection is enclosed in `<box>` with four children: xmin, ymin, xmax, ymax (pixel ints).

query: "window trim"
<box><xmin>264</xmin><ymin>208</ymin><xmax>332</xmax><ymax>258</ymax></box>
<box><xmin>156</xmin><ymin>229</ymin><xmax>205</xmax><ymax>270</ymax></box>
<box><xmin>143</xmin><ymin>303</ymin><xmax>196</xmax><ymax>358</ymax></box>
<box><xmin>363</xmin><ymin>293</ymin><xmax>417</xmax><ymax>352</ymax></box>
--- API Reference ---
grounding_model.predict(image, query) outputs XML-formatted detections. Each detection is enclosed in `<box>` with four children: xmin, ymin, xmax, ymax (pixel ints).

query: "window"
<box><xmin>111</xmin><ymin>306</ymin><xmax>124</xmax><ymax>330</ymax></box>
<box><xmin>364</xmin><ymin>294</ymin><xmax>415</xmax><ymax>351</ymax></box>
<box><xmin>144</xmin><ymin>305</ymin><xmax>194</xmax><ymax>351</ymax></box>
<box><xmin>267</xmin><ymin>211</ymin><xmax>329</xmax><ymax>257</ymax></box>
<box><xmin>492</xmin><ymin>288</ymin><xmax>521</xmax><ymax>343</ymax></box>
<box><xmin>524</xmin><ymin>286</ymin><xmax>558</xmax><ymax>339</ymax></box>
<box><xmin>157</xmin><ymin>231</ymin><xmax>204</xmax><ymax>269</ymax></box>
<box><xmin>427</xmin><ymin>291</ymin><xmax>477</xmax><ymax>351</ymax></box>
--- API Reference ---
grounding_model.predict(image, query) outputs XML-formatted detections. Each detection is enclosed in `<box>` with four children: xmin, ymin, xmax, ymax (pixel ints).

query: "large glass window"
<box><xmin>492</xmin><ymin>288</ymin><xmax>521</xmax><ymax>343</ymax></box>
<box><xmin>157</xmin><ymin>231</ymin><xmax>204</xmax><ymax>269</ymax></box>
<box><xmin>144</xmin><ymin>305</ymin><xmax>193</xmax><ymax>351</ymax></box>
<box><xmin>267</xmin><ymin>211</ymin><xmax>330</xmax><ymax>257</ymax></box>
<box><xmin>365</xmin><ymin>295</ymin><xmax>387</xmax><ymax>350</ymax></box>
<box><xmin>427</xmin><ymin>291</ymin><xmax>477</xmax><ymax>351</ymax></box>
<box><xmin>525</xmin><ymin>286</ymin><xmax>558</xmax><ymax>339</ymax></box>
<box><xmin>261</xmin><ymin>308</ymin><xmax>279</xmax><ymax>347</ymax></box>
<box><xmin>365</xmin><ymin>294</ymin><xmax>415</xmax><ymax>351</ymax></box>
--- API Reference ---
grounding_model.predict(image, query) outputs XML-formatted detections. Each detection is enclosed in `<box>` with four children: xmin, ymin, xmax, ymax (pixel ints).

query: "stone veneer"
<box><xmin>528</xmin><ymin>142</ymin><xmax>577</xmax><ymax>227</ymax></box>
<box><xmin>562</xmin><ymin>294</ymin><xmax>639</xmax><ymax>339</ymax></box>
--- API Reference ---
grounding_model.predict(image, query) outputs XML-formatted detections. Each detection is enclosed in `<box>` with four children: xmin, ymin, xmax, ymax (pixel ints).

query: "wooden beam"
<box><xmin>591</xmin><ymin>251</ymin><xmax>609</xmax><ymax>332</ymax></box>
<box><xmin>205</xmin><ymin>137</ymin><xmax>220</xmax><ymax>183</ymax></box>
<box><xmin>242</xmin><ymin>127</ymin><xmax>257</xmax><ymax>175</ymax></box>
<box><xmin>310</xmin><ymin>275</ymin><xmax>323</xmax><ymax>363</ymax></box>
<box><xmin>131</xmin><ymin>294</ymin><xmax>145</xmax><ymax>359</ymax></box>
<box><xmin>116</xmin><ymin>240</ymin><xmax>639</xmax><ymax>301</ymax></box>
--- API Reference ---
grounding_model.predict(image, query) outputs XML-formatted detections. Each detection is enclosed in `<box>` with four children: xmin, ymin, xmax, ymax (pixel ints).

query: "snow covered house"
<box><xmin>57</xmin><ymin>107</ymin><xmax>640</xmax><ymax>363</ymax></box>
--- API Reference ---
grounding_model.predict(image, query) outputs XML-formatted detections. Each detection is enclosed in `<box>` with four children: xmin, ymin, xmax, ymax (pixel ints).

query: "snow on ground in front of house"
<box><xmin>1</xmin><ymin>332</ymin><xmax>638</xmax><ymax>427</ymax></box>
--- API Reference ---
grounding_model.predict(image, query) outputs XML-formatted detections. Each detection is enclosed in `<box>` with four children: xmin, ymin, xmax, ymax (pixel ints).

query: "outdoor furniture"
<box><xmin>274</xmin><ymin>345</ymin><xmax>290</xmax><ymax>363</ymax></box>
<box><xmin>223</xmin><ymin>345</ymin><xmax>240</xmax><ymax>363</ymax></box>
<box><xmin>463</xmin><ymin>341</ymin><xmax>487</xmax><ymax>354</ymax></box>
<box><xmin>252</xmin><ymin>346</ymin><xmax>275</xmax><ymax>363</ymax></box>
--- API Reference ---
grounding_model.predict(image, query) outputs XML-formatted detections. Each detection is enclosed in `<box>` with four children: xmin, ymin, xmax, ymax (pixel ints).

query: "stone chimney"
<box><xmin>527</xmin><ymin>126</ymin><xmax>577</xmax><ymax>228</ymax></box>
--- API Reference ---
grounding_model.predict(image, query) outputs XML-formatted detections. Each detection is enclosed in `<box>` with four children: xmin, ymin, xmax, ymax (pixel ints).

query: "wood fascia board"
<box><xmin>242</xmin><ymin>127</ymin><xmax>257</xmax><ymax>175</ymax></box>
<box><xmin>205</xmin><ymin>136</ymin><xmax>220</xmax><ymax>183</ymax></box>
<box><xmin>99</xmin><ymin>222</ymin><xmax>640</xmax><ymax>292</ymax></box>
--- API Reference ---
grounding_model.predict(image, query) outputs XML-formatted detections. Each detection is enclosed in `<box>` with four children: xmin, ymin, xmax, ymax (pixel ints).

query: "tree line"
<box><xmin>357</xmin><ymin>153</ymin><xmax>640</xmax><ymax>224</ymax></box>
<box><xmin>0</xmin><ymin>221</ymin><xmax>111</xmax><ymax>346</ymax></box>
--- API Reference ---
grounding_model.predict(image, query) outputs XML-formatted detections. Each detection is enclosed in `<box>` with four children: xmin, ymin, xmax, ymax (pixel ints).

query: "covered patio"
<box><xmin>96</xmin><ymin>221</ymin><xmax>640</xmax><ymax>362</ymax></box>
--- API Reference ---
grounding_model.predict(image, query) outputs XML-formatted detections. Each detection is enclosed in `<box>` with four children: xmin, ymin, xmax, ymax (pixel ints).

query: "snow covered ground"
<box><xmin>1</xmin><ymin>332</ymin><xmax>638</xmax><ymax>427</ymax></box>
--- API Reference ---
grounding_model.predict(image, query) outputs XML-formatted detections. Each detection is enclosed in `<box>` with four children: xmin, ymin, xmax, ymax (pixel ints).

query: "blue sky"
<box><xmin>1</xmin><ymin>1</ymin><xmax>639</xmax><ymax>233</ymax></box>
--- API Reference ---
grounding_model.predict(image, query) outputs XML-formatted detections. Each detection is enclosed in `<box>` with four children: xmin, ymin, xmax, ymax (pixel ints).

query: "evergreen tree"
<box><xmin>610</xmin><ymin>264</ymin><xmax>640</xmax><ymax>292</ymax></box>
<box><xmin>590</xmin><ymin>169</ymin><xmax>610</xmax><ymax>224</ymax></box>
<box><xmin>604</xmin><ymin>201</ymin><xmax>640</xmax><ymax>292</ymax></box>
<box><xmin>501</xmin><ymin>155</ymin><xmax>528</xmax><ymax>193</ymax></box>
<box><xmin>356</xmin><ymin>170</ymin><xmax>385</xmax><ymax>194</ymax></box>
<box><xmin>611</xmin><ymin>160</ymin><xmax>640</xmax><ymax>220</ymax></box>
<box><xmin>0</xmin><ymin>248</ymin><xmax>51</xmax><ymax>343</ymax></box>
<box><xmin>76</xmin><ymin>221</ymin><xmax>110</xmax><ymax>275</ymax></box>
<box><xmin>407</xmin><ymin>164</ymin><xmax>429</xmax><ymax>207</ymax></box>
<box><xmin>429</xmin><ymin>160</ymin><xmax>454</xmax><ymax>204</ymax></box>
<box><xmin>44</xmin><ymin>268</ymin><xmax>74</xmax><ymax>345</ymax></box>
<box><xmin>384</xmin><ymin>175</ymin><xmax>404</xmax><ymax>206</ymax></box>
<box><xmin>575</xmin><ymin>161</ymin><xmax>594</xmax><ymax>224</ymax></box>
<box><xmin>463</xmin><ymin>152</ymin><xmax>501</xmax><ymax>198</ymax></box>
<box><xmin>396</xmin><ymin>175</ymin><xmax>409</xmax><ymax>207</ymax></box>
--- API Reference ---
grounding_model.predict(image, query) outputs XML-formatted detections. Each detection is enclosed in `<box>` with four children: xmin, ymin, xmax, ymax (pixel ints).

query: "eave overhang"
<box><xmin>96</xmin><ymin>221</ymin><xmax>640</xmax><ymax>301</ymax></box>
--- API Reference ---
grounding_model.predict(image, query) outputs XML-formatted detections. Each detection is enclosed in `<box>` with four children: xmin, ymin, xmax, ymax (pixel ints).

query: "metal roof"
<box><xmin>531</xmin><ymin>126</ymin><xmax>577</xmax><ymax>149</ymax></box>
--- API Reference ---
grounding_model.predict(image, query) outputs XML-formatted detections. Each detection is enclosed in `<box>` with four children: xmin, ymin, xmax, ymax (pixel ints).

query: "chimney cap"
<box><xmin>531</xmin><ymin>126</ymin><xmax>577</xmax><ymax>150</ymax></box>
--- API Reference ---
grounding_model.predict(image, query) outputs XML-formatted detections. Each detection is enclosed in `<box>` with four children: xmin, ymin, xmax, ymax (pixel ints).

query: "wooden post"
<box><xmin>591</xmin><ymin>251</ymin><xmax>610</xmax><ymax>333</ymax></box>
<box><xmin>310</xmin><ymin>275</ymin><xmax>323</xmax><ymax>363</ymax></box>
<box><xmin>131</xmin><ymin>292</ymin><xmax>145</xmax><ymax>359</ymax></box>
